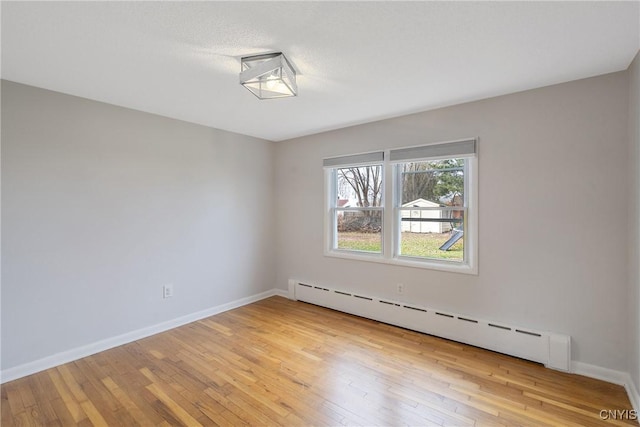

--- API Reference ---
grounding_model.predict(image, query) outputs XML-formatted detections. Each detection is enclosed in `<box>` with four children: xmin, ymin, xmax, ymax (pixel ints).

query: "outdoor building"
<box><xmin>401</xmin><ymin>198</ymin><xmax>452</xmax><ymax>233</ymax></box>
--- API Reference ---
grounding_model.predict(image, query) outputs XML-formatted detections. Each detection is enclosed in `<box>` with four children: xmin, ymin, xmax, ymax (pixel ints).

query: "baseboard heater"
<box><xmin>290</xmin><ymin>280</ymin><xmax>571</xmax><ymax>371</ymax></box>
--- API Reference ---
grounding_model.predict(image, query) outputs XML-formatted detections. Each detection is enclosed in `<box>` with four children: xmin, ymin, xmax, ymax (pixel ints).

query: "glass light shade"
<box><xmin>240</xmin><ymin>52</ymin><xmax>297</xmax><ymax>99</ymax></box>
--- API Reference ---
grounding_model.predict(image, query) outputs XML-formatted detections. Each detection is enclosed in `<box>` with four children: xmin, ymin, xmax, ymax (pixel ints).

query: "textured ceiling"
<box><xmin>2</xmin><ymin>1</ymin><xmax>639</xmax><ymax>141</ymax></box>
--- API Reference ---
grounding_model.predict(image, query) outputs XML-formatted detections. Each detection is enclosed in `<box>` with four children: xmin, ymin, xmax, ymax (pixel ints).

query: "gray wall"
<box><xmin>275</xmin><ymin>71</ymin><xmax>630</xmax><ymax>371</ymax></box>
<box><xmin>1</xmin><ymin>81</ymin><xmax>275</xmax><ymax>370</ymax></box>
<box><xmin>629</xmin><ymin>52</ymin><xmax>640</xmax><ymax>395</ymax></box>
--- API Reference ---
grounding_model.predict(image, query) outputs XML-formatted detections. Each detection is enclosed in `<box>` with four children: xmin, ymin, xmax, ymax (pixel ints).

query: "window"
<box><xmin>334</xmin><ymin>165</ymin><xmax>384</xmax><ymax>253</ymax></box>
<box><xmin>324</xmin><ymin>139</ymin><xmax>477</xmax><ymax>274</ymax></box>
<box><xmin>396</xmin><ymin>159</ymin><xmax>466</xmax><ymax>262</ymax></box>
<box><xmin>324</xmin><ymin>152</ymin><xmax>384</xmax><ymax>257</ymax></box>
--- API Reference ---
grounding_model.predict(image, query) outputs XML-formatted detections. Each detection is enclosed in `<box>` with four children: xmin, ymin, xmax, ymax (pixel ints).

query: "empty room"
<box><xmin>2</xmin><ymin>1</ymin><xmax>640</xmax><ymax>425</ymax></box>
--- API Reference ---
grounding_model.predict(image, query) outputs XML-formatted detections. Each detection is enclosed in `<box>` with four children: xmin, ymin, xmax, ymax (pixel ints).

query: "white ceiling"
<box><xmin>2</xmin><ymin>1</ymin><xmax>639</xmax><ymax>142</ymax></box>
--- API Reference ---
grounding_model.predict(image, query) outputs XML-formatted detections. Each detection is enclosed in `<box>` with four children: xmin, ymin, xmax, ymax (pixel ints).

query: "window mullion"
<box><xmin>384</xmin><ymin>159</ymin><xmax>397</xmax><ymax>259</ymax></box>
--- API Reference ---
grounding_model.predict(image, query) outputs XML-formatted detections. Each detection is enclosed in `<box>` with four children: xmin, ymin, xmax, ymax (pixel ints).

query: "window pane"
<box><xmin>400</xmin><ymin>211</ymin><xmax>464</xmax><ymax>261</ymax></box>
<box><xmin>336</xmin><ymin>165</ymin><xmax>383</xmax><ymax>208</ymax></box>
<box><xmin>400</xmin><ymin>159</ymin><xmax>465</xmax><ymax>206</ymax></box>
<box><xmin>336</xmin><ymin>209</ymin><xmax>382</xmax><ymax>253</ymax></box>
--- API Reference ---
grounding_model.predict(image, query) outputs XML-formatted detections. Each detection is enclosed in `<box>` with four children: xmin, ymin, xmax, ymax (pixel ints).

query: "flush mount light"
<box><xmin>240</xmin><ymin>52</ymin><xmax>297</xmax><ymax>99</ymax></box>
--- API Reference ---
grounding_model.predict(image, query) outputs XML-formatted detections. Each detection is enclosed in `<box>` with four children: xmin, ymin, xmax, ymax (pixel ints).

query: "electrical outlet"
<box><xmin>163</xmin><ymin>284</ymin><xmax>173</xmax><ymax>299</ymax></box>
<box><xmin>397</xmin><ymin>283</ymin><xmax>404</xmax><ymax>294</ymax></box>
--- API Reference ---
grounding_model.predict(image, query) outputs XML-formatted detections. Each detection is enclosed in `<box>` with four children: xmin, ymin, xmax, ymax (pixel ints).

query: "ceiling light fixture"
<box><xmin>240</xmin><ymin>52</ymin><xmax>297</xmax><ymax>100</ymax></box>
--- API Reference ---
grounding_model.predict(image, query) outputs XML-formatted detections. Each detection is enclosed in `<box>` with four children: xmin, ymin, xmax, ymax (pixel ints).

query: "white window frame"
<box><xmin>324</xmin><ymin>154</ymin><xmax>385</xmax><ymax>261</ymax></box>
<box><xmin>324</xmin><ymin>138</ymin><xmax>478</xmax><ymax>275</ymax></box>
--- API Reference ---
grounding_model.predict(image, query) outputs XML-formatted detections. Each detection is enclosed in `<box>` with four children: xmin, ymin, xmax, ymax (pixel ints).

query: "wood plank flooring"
<box><xmin>1</xmin><ymin>296</ymin><xmax>637</xmax><ymax>426</ymax></box>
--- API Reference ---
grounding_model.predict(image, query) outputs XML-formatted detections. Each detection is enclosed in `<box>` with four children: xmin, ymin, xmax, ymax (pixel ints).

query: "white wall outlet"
<box><xmin>163</xmin><ymin>284</ymin><xmax>173</xmax><ymax>299</ymax></box>
<box><xmin>397</xmin><ymin>283</ymin><xmax>404</xmax><ymax>294</ymax></box>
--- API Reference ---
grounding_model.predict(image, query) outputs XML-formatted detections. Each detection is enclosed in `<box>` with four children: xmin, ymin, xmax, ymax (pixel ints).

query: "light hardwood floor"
<box><xmin>1</xmin><ymin>296</ymin><xmax>637</xmax><ymax>426</ymax></box>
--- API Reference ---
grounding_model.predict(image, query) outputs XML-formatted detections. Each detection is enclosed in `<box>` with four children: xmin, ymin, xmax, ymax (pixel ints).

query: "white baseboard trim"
<box><xmin>625</xmin><ymin>376</ymin><xmax>640</xmax><ymax>414</ymax></box>
<box><xmin>1</xmin><ymin>289</ymin><xmax>283</xmax><ymax>384</ymax></box>
<box><xmin>273</xmin><ymin>288</ymin><xmax>289</xmax><ymax>298</ymax></box>
<box><xmin>572</xmin><ymin>361</ymin><xmax>639</xmax><ymax>412</ymax></box>
<box><xmin>572</xmin><ymin>361</ymin><xmax>629</xmax><ymax>385</ymax></box>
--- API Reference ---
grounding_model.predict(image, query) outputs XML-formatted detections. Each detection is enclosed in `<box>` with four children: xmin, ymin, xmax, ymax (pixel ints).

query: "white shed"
<box><xmin>401</xmin><ymin>198</ymin><xmax>452</xmax><ymax>233</ymax></box>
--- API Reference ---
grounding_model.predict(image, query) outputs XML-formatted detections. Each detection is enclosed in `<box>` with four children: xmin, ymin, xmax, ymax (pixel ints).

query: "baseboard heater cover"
<box><xmin>290</xmin><ymin>280</ymin><xmax>571</xmax><ymax>371</ymax></box>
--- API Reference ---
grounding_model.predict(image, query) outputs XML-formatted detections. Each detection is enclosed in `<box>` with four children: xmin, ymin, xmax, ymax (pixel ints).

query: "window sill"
<box><xmin>324</xmin><ymin>249</ymin><xmax>478</xmax><ymax>275</ymax></box>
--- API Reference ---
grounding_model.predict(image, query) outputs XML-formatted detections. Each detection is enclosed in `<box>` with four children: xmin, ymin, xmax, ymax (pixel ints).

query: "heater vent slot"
<box><xmin>298</xmin><ymin>283</ymin><xmax>312</xmax><ymax>288</ymax></box>
<box><xmin>436</xmin><ymin>312</ymin><xmax>454</xmax><ymax>318</ymax></box>
<box><xmin>335</xmin><ymin>291</ymin><xmax>352</xmax><ymax>296</ymax></box>
<box><xmin>488</xmin><ymin>323</ymin><xmax>511</xmax><ymax>331</ymax></box>
<box><xmin>458</xmin><ymin>317</ymin><xmax>478</xmax><ymax>323</ymax></box>
<box><xmin>314</xmin><ymin>286</ymin><xmax>330</xmax><ymax>291</ymax></box>
<box><xmin>379</xmin><ymin>300</ymin><xmax>401</xmax><ymax>306</ymax></box>
<box><xmin>353</xmin><ymin>295</ymin><xmax>373</xmax><ymax>301</ymax></box>
<box><xmin>403</xmin><ymin>305</ymin><xmax>427</xmax><ymax>312</ymax></box>
<box><xmin>516</xmin><ymin>329</ymin><xmax>542</xmax><ymax>337</ymax></box>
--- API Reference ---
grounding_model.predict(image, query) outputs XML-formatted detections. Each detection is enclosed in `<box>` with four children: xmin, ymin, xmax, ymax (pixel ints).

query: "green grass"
<box><xmin>337</xmin><ymin>231</ymin><xmax>463</xmax><ymax>261</ymax></box>
<box><xmin>400</xmin><ymin>232</ymin><xmax>463</xmax><ymax>260</ymax></box>
<box><xmin>337</xmin><ymin>232</ymin><xmax>382</xmax><ymax>252</ymax></box>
